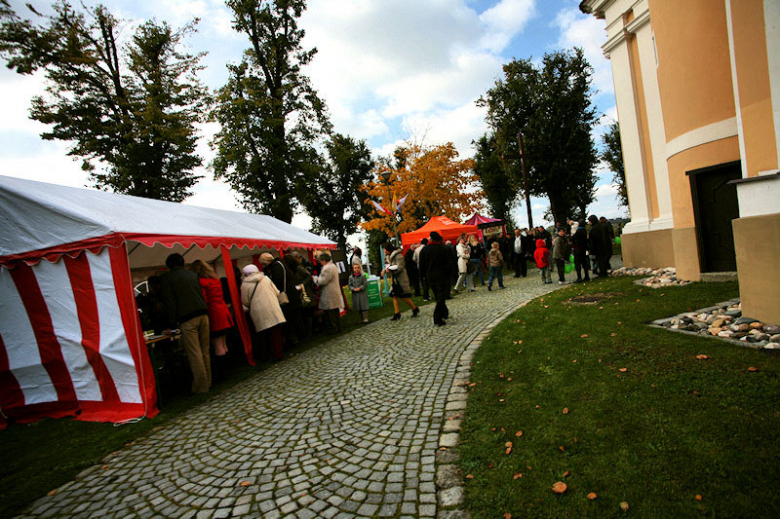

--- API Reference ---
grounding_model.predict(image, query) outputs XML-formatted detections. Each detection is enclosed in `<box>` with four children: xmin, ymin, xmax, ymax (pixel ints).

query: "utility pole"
<box><xmin>518</xmin><ymin>132</ymin><xmax>534</xmax><ymax>229</ymax></box>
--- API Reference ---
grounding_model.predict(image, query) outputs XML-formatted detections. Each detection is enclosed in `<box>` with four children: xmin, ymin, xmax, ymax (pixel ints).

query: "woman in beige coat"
<box><xmin>313</xmin><ymin>253</ymin><xmax>342</xmax><ymax>334</ymax></box>
<box><xmin>241</xmin><ymin>264</ymin><xmax>285</xmax><ymax>360</ymax></box>
<box><xmin>381</xmin><ymin>243</ymin><xmax>419</xmax><ymax>321</ymax></box>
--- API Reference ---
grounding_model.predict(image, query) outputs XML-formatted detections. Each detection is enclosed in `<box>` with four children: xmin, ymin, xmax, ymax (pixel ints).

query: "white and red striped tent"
<box><xmin>0</xmin><ymin>175</ymin><xmax>335</xmax><ymax>428</ymax></box>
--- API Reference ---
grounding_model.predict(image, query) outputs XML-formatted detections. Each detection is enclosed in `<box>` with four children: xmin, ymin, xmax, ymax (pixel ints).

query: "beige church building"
<box><xmin>581</xmin><ymin>0</ymin><xmax>780</xmax><ymax>323</ymax></box>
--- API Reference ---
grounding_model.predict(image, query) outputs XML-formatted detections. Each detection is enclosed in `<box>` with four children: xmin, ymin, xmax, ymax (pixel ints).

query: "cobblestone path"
<box><xmin>21</xmin><ymin>274</ymin><xmax>561</xmax><ymax>519</ymax></box>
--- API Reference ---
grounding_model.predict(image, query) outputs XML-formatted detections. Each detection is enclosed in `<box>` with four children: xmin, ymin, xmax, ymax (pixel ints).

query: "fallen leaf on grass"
<box><xmin>610</xmin><ymin>333</ymin><xmax>617</xmax><ymax>337</ymax></box>
<box><xmin>587</xmin><ymin>492</ymin><xmax>598</xmax><ymax>500</ymax></box>
<box><xmin>562</xmin><ymin>407</ymin><xmax>569</xmax><ymax>414</ymax></box>
<box><xmin>513</xmin><ymin>473</ymin><xmax>523</xmax><ymax>479</ymax></box>
<box><xmin>505</xmin><ymin>441</ymin><xmax>513</xmax><ymax>448</ymax></box>
<box><xmin>499</xmin><ymin>373</ymin><xmax>505</xmax><ymax>378</ymax></box>
<box><xmin>239</xmin><ymin>481</ymin><xmax>251</xmax><ymax>487</ymax></box>
<box><xmin>515</xmin><ymin>430</ymin><xmax>523</xmax><ymax>437</ymax></box>
<box><xmin>618</xmin><ymin>368</ymin><xmax>628</xmax><ymax>373</ymax></box>
<box><xmin>563</xmin><ymin>470</ymin><xmax>571</xmax><ymax>477</ymax></box>
<box><xmin>466</xmin><ymin>474</ymin><xmax>475</xmax><ymax>479</ymax></box>
<box><xmin>504</xmin><ymin>513</ymin><xmax>511</xmax><ymax>519</ymax></box>
<box><xmin>695</xmin><ymin>494</ymin><xmax>703</xmax><ymax>501</ymax></box>
<box><xmin>469</xmin><ymin>382</ymin><xmax>477</xmax><ymax>387</ymax></box>
<box><xmin>572</xmin><ymin>359</ymin><xmax>577</xmax><ymax>363</ymax></box>
<box><xmin>535</xmin><ymin>405</ymin><xmax>541</xmax><ymax>409</ymax></box>
<box><xmin>696</xmin><ymin>354</ymin><xmax>709</xmax><ymax>360</ymax></box>
<box><xmin>581</xmin><ymin>334</ymin><xmax>589</xmax><ymax>338</ymax></box>
<box><xmin>552</xmin><ymin>481</ymin><xmax>567</xmax><ymax>494</ymax></box>
<box><xmin>748</xmin><ymin>367</ymin><xmax>758</xmax><ymax>372</ymax></box>
<box><xmin>505</xmin><ymin>447</ymin><xmax>512</xmax><ymax>455</ymax></box>
<box><xmin>620</xmin><ymin>501</ymin><xmax>630</xmax><ymax>512</ymax></box>
<box><xmin>47</xmin><ymin>489</ymin><xmax>58</xmax><ymax>496</ymax></box>
<box><xmin>559</xmin><ymin>446</ymin><xmax>566</xmax><ymax>452</ymax></box>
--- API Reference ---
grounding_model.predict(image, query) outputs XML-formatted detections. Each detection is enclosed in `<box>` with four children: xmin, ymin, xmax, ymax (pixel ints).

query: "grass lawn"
<box><xmin>459</xmin><ymin>276</ymin><xmax>780</xmax><ymax>518</ymax></box>
<box><xmin>0</xmin><ymin>284</ymin><xmax>430</xmax><ymax>518</ymax></box>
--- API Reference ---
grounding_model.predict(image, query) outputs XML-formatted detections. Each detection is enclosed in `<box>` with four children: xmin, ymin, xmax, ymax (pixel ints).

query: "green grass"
<box><xmin>460</xmin><ymin>277</ymin><xmax>780</xmax><ymax>518</ymax></box>
<box><xmin>0</xmin><ymin>287</ymin><xmax>430</xmax><ymax>518</ymax></box>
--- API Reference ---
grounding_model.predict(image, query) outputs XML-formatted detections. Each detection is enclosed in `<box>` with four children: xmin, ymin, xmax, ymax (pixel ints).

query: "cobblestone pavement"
<box><xmin>21</xmin><ymin>273</ymin><xmax>562</xmax><ymax>519</ymax></box>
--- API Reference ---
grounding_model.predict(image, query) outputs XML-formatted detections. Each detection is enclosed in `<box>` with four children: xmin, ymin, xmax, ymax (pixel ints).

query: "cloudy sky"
<box><xmin>0</xmin><ymin>0</ymin><xmax>626</xmax><ymax>240</ymax></box>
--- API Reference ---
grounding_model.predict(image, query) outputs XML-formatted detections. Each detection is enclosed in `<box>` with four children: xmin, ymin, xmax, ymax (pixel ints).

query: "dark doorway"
<box><xmin>688</xmin><ymin>161</ymin><xmax>741</xmax><ymax>272</ymax></box>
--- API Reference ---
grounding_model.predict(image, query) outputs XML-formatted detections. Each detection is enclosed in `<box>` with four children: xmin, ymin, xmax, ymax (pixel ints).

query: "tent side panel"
<box><xmin>104</xmin><ymin>245</ymin><xmax>158</xmax><ymax>421</ymax></box>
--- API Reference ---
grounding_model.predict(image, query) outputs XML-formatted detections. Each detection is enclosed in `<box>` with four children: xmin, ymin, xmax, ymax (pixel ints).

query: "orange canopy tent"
<box><xmin>401</xmin><ymin>216</ymin><xmax>479</xmax><ymax>249</ymax></box>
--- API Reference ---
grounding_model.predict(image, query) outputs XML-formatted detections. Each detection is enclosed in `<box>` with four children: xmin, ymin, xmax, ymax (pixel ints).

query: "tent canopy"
<box><xmin>464</xmin><ymin>213</ymin><xmax>504</xmax><ymax>226</ymax></box>
<box><xmin>401</xmin><ymin>216</ymin><xmax>479</xmax><ymax>248</ymax></box>
<box><xmin>0</xmin><ymin>175</ymin><xmax>335</xmax><ymax>427</ymax></box>
<box><xmin>0</xmin><ymin>175</ymin><xmax>335</xmax><ymax>268</ymax></box>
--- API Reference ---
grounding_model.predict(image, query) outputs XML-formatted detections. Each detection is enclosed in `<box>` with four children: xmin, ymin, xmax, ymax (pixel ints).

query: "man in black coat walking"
<box><xmin>587</xmin><ymin>215</ymin><xmax>611</xmax><ymax>278</ymax></box>
<box><xmin>404</xmin><ymin>244</ymin><xmax>421</xmax><ymax>297</ymax></box>
<box><xmin>420</xmin><ymin>232</ymin><xmax>456</xmax><ymax>326</ymax></box>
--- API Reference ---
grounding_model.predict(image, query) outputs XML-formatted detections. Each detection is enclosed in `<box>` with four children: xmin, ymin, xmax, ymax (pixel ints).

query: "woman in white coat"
<box><xmin>313</xmin><ymin>253</ymin><xmax>342</xmax><ymax>334</ymax></box>
<box><xmin>241</xmin><ymin>264</ymin><xmax>286</xmax><ymax>360</ymax></box>
<box><xmin>455</xmin><ymin>236</ymin><xmax>475</xmax><ymax>293</ymax></box>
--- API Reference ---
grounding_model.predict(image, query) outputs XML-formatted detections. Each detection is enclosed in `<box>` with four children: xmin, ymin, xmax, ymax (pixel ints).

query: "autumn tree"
<box><xmin>473</xmin><ymin>133</ymin><xmax>517</xmax><ymax>226</ymax></box>
<box><xmin>210</xmin><ymin>0</ymin><xmax>331</xmax><ymax>222</ymax></box>
<box><xmin>478</xmin><ymin>48</ymin><xmax>599</xmax><ymax>224</ymax></box>
<box><xmin>601</xmin><ymin>121</ymin><xmax>628</xmax><ymax>211</ymax></box>
<box><xmin>360</xmin><ymin>143</ymin><xmax>483</xmax><ymax>239</ymax></box>
<box><xmin>300</xmin><ymin>134</ymin><xmax>374</xmax><ymax>251</ymax></box>
<box><xmin>0</xmin><ymin>1</ymin><xmax>208</xmax><ymax>201</ymax></box>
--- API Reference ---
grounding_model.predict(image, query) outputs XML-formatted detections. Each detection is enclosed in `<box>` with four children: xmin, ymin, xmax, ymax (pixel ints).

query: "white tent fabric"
<box><xmin>0</xmin><ymin>175</ymin><xmax>334</xmax><ymax>262</ymax></box>
<box><xmin>0</xmin><ymin>175</ymin><xmax>335</xmax><ymax>426</ymax></box>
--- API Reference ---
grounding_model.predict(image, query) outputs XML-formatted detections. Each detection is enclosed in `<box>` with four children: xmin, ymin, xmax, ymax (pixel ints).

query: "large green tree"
<box><xmin>473</xmin><ymin>133</ymin><xmax>517</xmax><ymax>226</ymax></box>
<box><xmin>210</xmin><ymin>0</ymin><xmax>331</xmax><ymax>222</ymax></box>
<box><xmin>478</xmin><ymin>48</ymin><xmax>599</xmax><ymax>225</ymax></box>
<box><xmin>301</xmin><ymin>134</ymin><xmax>374</xmax><ymax>251</ymax></box>
<box><xmin>0</xmin><ymin>1</ymin><xmax>208</xmax><ymax>201</ymax></box>
<box><xmin>601</xmin><ymin>121</ymin><xmax>628</xmax><ymax>211</ymax></box>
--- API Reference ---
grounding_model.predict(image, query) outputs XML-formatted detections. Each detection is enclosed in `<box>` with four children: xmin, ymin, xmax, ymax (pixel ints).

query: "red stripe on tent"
<box><xmin>107</xmin><ymin>245</ymin><xmax>158</xmax><ymax>420</ymax></box>
<box><xmin>0</xmin><ymin>234</ymin><xmax>124</xmax><ymax>268</ymax></box>
<box><xmin>222</xmin><ymin>246</ymin><xmax>254</xmax><ymax>366</ymax></box>
<box><xmin>63</xmin><ymin>255</ymin><xmax>121</xmax><ymax>404</ymax></box>
<box><xmin>10</xmin><ymin>263</ymin><xmax>78</xmax><ymax>404</ymax></box>
<box><xmin>0</xmin><ymin>332</ymin><xmax>25</xmax><ymax>414</ymax></box>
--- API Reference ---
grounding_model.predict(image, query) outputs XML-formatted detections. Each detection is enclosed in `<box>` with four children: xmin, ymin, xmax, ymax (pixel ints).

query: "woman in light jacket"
<box><xmin>313</xmin><ymin>253</ymin><xmax>342</xmax><ymax>334</ymax></box>
<box><xmin>240</xmin><ymin>264</ymin><xmax>285</xmax><ymax>360</ymax></box>
<box><xmin>381</xmin><ymin>243</ymin><xmax>419</xmax><ymax>321</ymax></box>
<box><xmin>455</xmin><ymin>236</ymin><xmax>475</xmax><ymax>293</ymax></box>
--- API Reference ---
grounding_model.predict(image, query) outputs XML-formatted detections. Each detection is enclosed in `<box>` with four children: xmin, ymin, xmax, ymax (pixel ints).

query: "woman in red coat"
<box><xmin>190</xmin><ymin>260</ymin><xmax>234</xmax><ymax>357</ymax></box>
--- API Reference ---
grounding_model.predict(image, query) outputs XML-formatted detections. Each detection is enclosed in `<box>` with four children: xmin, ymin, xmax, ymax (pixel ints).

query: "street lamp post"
<box><xmin>380</xmin><ymin>171</ymin><xmax>400</xmax><ymax>245</ymax></box>
<box><xmin>518</xmin><ymin>132</ymin><xmax>534</xmax><ymax>230</ymax></box>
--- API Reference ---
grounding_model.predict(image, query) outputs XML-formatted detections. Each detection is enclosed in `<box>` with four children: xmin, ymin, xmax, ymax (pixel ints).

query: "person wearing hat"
<box><xmin>241</xmin><ymin>264</ymin><xmax>286</xmax><ymax>360</ymax></box>
<box><xmin>418</xmin><ymin>231</ymin><xmax>455</xmax><ymax>326</ymax></box>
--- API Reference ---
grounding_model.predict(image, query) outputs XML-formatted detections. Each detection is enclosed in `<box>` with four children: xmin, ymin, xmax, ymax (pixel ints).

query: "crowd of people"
<box><xmin>136</xmin><ymin>216</ymin><xmax>616</xmax><ymax>394</ymax></box>
<box><xmin>136</xmin><ymin>250</ymin><xmax>357</xmax><ymax>395</ymax></box>
<box><xmin>401</xmin><ymin>216</ymin><xmax>617</xmax><ymax>326</ymax></box>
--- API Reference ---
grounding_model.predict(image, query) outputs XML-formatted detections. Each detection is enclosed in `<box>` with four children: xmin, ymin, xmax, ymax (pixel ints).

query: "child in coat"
<box><xmin>533</xmin><ymin>238</ymin><xmax>553</xmax><ymax>284</ymax></box>
<box><xmin>348</xmin><ymin>263</ymin><xmax>370</xmax><ymax>323</ymax></box>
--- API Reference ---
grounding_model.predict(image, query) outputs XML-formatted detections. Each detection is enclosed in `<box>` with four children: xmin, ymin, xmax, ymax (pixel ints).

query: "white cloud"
<box><xmin>479</xmin><ymin>0</ymin><xmax>537</xmax><ymax>52</ymax></box>
<box><xmin>553</xmin><ymin>7</ymin><xmax>613</xmax><ymax>98</ymax></box>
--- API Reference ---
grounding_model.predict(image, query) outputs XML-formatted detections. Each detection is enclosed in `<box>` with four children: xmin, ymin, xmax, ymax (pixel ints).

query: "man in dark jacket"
<box><xmin>404</xmin><ymin>245</ymin><xmax>421</xmax><ymax>297</ymax></box>
<box><xmin>419</xmin><ymin>232</ymin><xmax>456</xmax><ymax>326</ymax></box>
<box><xmin>261</xmin><ymin>252</ymin><xmax>301</xmax><ymax>347</ymax></box>
<box><xmin>588</xmin><ymin>215</ymin><xmax>611</xmax><ymax>278</ymax></box>
<box><xmin>600</xmin><ymin>217</ymin><xmax>615</xmax><ymax>272</ymax></box>
<box><xmin>445</xmin><ymin>240</ymin><xmax>459</xmax><ymax>294</ymax></box>
<box><xmin>160</xmin><ymin>253</ymin><xmax>211</xmax><ymax>394</ymax></box>
<box><xmin>571</xmin><ymin>222</ymin><xmax>590</xmax><ymax>283</ymax></box>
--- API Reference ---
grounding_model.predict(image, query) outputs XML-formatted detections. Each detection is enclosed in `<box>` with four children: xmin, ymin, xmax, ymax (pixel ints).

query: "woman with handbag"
<box><xmin>312</xmin><ymin>253</ymin><xmax>342</xmax><ymax>334</ymax></box>
<box><xmin>455</xmin><ymin>236</ymin><xmax>475</xmax><ymax>293</ymax></box>
<box><xmin>381</xmin><ymin>243</ymin><xmax>420</xmax><ymax>321</ymax></box>
<box><xmin>240</xmin><ymin>264</ymin><xmax>286</xmax><ymax>360</ymax></box>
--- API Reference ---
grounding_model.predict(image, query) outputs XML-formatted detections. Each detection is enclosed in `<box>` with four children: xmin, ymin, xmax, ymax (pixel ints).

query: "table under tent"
<box><xmin>0</xmin><ymin>175</ymin><xmax>335</xmax><ymax>428</ymax></box>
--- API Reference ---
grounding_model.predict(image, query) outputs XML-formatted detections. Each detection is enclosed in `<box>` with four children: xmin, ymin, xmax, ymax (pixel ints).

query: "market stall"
<box><xmin>0</xmin><ymin>175</ymin><xmax>335</xmax><ymax>426</ymax></box>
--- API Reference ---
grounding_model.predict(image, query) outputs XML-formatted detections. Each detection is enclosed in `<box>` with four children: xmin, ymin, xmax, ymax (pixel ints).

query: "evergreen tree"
<box><xmin>0</xmin><ymin>1</ymin><xmax>208</xmax><ymax>201</ymax></box>
<box><xmin>210</xmin><ymin>0</ymin><xmax>331</xmax><ymax>222</ymax></box>
<box><xmin>601</xmin><ymin>121</ymin><xmax>628</xmax><ymax>211</ymax></box>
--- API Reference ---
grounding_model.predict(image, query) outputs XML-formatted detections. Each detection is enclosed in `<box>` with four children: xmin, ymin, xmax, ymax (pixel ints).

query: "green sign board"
<box><xmin>366</xmin><ymin>277</ymin><xmax>383</xmax><ymax>309</ymax></box>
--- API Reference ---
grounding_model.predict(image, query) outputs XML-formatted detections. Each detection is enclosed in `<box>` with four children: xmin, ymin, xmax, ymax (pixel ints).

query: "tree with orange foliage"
<box><xmin>360</xmin><ymin>143</ymin><xmax>484</xmax><ymax>239</ymax></box>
